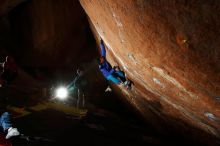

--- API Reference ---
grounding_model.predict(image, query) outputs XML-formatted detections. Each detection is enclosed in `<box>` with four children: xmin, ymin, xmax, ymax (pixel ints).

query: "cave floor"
<box><xmin>0</xmin><ymin>84</ymin><xmax>195</xmax><ymax>146</ymax></box>
<box><xmin>11</xmin><ymin>108</ymin><xmax>193</xmax><ymax>146</ymax></box>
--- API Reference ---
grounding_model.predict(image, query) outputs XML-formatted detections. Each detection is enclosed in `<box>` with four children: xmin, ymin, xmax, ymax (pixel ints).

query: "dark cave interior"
<box><xmin>0</xmin><ymin>0</ymin><xmax>219</xmax><ymax>146</ymax></box>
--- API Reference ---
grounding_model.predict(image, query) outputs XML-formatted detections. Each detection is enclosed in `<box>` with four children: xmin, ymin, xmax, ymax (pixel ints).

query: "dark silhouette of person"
<box><xmin>0</xmin><ymin>56</ymin><xmax>18</xmax><ymax>86</ymax></box>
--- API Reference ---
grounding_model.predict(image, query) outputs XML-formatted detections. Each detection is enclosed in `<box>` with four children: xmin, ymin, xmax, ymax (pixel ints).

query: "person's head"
<box><xmin>100</xmin><ymin>56</ymin><xmax>105</xmax><ymax>64</ymax></box>
<box><xmin>77</xmin><ymin>69</ymin><xmax>83</xmax><ymax>76</ymax></box>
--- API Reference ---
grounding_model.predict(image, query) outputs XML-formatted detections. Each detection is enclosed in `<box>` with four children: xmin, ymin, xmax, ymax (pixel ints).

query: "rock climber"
<box><xmin>98</xmin><ymin>39</ymin><xmax>131</xmax><ymax>90</ymax></box>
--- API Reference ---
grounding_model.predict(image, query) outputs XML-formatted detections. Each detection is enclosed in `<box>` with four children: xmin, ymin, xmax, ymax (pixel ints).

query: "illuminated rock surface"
<box><xmin>80</xmin><ymin>0</ymin><xmax>220</xmax><ymax>144</ymax></box>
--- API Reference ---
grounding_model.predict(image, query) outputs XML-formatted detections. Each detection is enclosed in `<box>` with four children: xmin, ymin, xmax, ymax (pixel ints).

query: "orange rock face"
<box><xmin>80</xmin><ymin>0</ymin><xmax>220</xmax><ymax>141</ymax></box>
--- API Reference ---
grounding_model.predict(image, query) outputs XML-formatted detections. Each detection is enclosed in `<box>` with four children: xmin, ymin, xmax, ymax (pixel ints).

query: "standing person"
<box><xmin>0</xmin><ymin>112</ymin><xmax>20</xmax><ymax>139</ymax></box>
<box><xmin>98</xmin><ymin>39</ymin><xmax>131</xmax><ymax>89</ymax></box>
<box><xmin>67</xmin><ymin>69</ymin><xmax>88</xmax><ymax>108</ymax></box>
<box><xmin>0</xmin><ymin>56</ymin><xmax>18</xmax><ymax>86</ymax></box>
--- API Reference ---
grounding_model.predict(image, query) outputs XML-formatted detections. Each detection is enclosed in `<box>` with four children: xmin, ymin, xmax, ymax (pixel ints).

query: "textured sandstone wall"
<box><xmin>80</xmin><ymin>0</ymin><xmax>220</xmax><ymax>140</ymax></box>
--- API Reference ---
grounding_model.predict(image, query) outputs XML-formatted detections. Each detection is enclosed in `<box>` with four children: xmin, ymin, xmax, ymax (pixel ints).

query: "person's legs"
<box><xmin>0</xmin><ymin>112</ymin><xmax>20</xmax><ymax>139</ymax></box>
<box><xmin>0</xmin><ymin>112</ymin><xmax>12</xmax><ymax>131</ymax></box>
<box><xmin>107</xmin><ymin>74</ymin><xmax>121</xmax><ymax>84</ymax></box>
<box><xmin>77</xmin><ymin>89</ymin><xmax>80</xmax><ymax>109</ymax></box>
<box><xmin>114</xmin><ymin>71</ymin><xmax>126</xmax><ymax>82</ymax></box>
<box><xmin>82</xmin><ymin>93</ymin><xmax>85</xmax><ymax>108</ymax></box>
<box><xmin>77</xmin><ymin>89</ymin><xmax>84</xmax><ymax>108</ymax></box>
<box><xmin>114</xmin><ymin>71</ymin><xmax>132</xmax><ymax>89</ymax></box>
